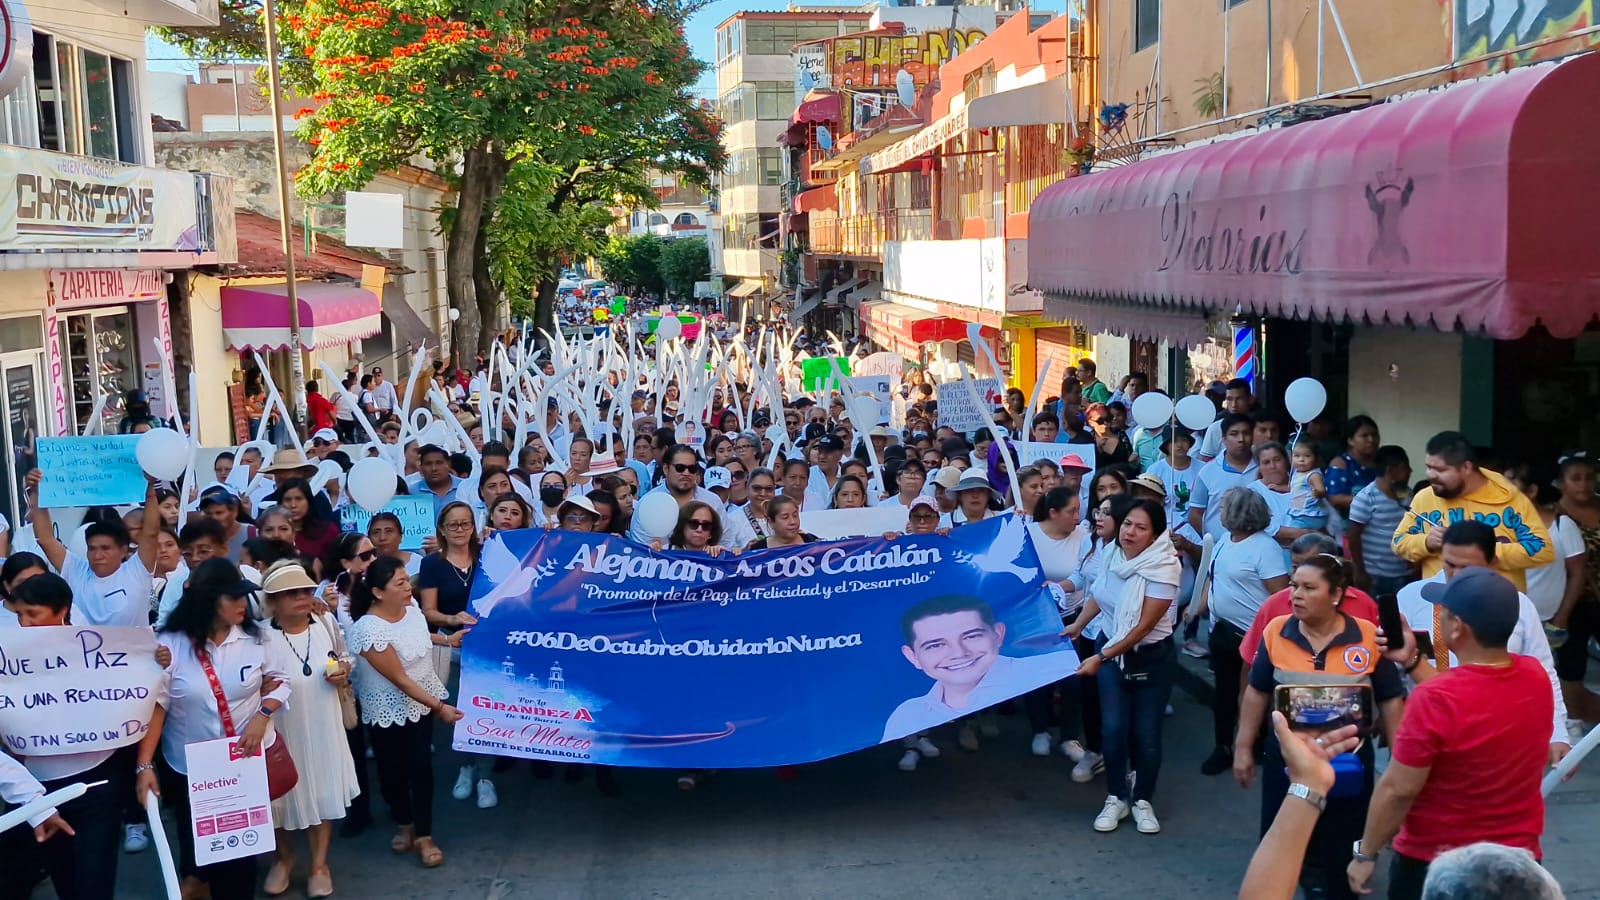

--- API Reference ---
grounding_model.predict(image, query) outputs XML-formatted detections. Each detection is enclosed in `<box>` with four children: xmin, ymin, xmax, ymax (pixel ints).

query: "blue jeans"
<box><xmin>1097</xmin><ymin>635</ymin><xmax>1175</xmax><ymax>803</ymax></box>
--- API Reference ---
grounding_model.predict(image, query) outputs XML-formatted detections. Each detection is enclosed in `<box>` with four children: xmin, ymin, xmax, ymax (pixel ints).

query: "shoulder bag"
<box><xmin>197</xmin><ymin>649</ymin><xmax>299</xmax><ymax>800</ymax></box>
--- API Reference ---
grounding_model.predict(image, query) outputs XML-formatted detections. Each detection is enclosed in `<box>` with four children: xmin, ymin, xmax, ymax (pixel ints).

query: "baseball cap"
<box><xmin>953</xmin><ymin>473</ymin><xmax>996</xmax><ymax>495</ymax></box>
<box><xmin>814</xmin><ymin>434</ymin><xmax>845</xmax><ymax>453</ymax></box>
<box><xmin>1420</xmin><ymin>567</ymin><xmax>1520</xmax><ymax>644</ymax></box>
<box><xmin>907</xmin><ymin>495</ymin><xmax>940</xmax><ymax>515</ymax></box>
<box><xmin>932</xmin><ymin>467</ymin><xmax>964</xmax><ymax>490</ymax></box>
<box><xmin>1058</xmin><ymin>452</ymin><xmax>1093</xmax><ymax>472</ymax></box>
<box><xmin>199</xmin><ymin>486</ymin><xmax>239</xmax><ymax>508</ymax></box>
<box><xmin>704</xmin><ymin>466</ymin><xmax>732</xmax><ymax>490</ymax></box>
<box><xmin>631</xmin><ymin>390</ymin><xmax>648</xmax><ymax>400</ymax></box>
<box><xmin>311</xmin><ymin>428</ymin><xmax>339</xmax><ymax>443</ymax></box>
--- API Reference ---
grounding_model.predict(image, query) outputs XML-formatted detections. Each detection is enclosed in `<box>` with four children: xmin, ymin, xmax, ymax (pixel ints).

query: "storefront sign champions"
<box><xmin>0</xmin><ymin>147</ymin><xmax>201</xmax><ymax>252</ymax></box>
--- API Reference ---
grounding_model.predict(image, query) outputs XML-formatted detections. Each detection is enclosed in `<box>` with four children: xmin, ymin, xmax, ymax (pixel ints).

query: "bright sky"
<box><xmin>146</xmin><ymin>1</ymin><xmax>1076</xmax><ymax>93</ymax></box>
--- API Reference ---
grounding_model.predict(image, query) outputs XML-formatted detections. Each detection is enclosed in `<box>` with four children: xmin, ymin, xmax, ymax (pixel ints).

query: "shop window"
<box><xmin>1135</xmin><ymin>0</ymin><xmax>1160</xmax><ymax>51</ymax></box>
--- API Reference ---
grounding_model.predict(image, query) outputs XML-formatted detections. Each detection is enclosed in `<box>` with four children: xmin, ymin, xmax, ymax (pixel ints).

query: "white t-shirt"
<box><xmin>1146</xmin><ymin>458</ymin><xmax>1198</xmax><ymax>532</ymax></box>
<box><xmin>1207</xmin><ymin>532</ymin><xmax>1290</xmax><ymax>631</ymax></box>
<box><xmin>61</xmin><ymin>553</ymin><xmax>153</xmax><ymax>628</ymax></box>
<box><xmin>1029</xmin><ymin>521</ymin><xmax>1088</xmax><ymax>612</ymax></box>
<box><xmin>1188</xmin><ymin>457</ymin><xmax>1260</xmax><ymax>540</ymax></box>
<box><xmin>1090</xmin><ymin>552</ymin><xmax>1181</xmax><ymax>645</ymax></box>
<box><xmin>1247</xmin><ymin>480</ymin><xmax>1295</xmax><ymax>539</ymax></box>
<box><xmin>1525</xmin><ymin>514</ymin><xmax>1584</xmax><ymax>621</ymax></box>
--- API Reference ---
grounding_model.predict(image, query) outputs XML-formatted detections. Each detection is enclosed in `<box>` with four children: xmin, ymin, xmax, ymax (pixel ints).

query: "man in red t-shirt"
<box><xmin>1347</xmin><ymin>567</ymin><xmax>1552</xmax><ymax>900</ymax></box>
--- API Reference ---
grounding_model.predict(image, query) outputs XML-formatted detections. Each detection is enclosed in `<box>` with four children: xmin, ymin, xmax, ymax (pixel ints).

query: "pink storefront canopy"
<box><xmin>1030</xmin><ymin>53</ymin><xmax>1600</xmax><ymax>340</ymax></box>
<box><xmin>222</xmin><ymin>281</ymin><xmax>383</xmax><ymax>351</ymax></box>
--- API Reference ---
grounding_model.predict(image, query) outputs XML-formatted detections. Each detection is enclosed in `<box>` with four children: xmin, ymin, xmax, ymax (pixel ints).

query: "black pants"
<box><xmin>369</xmin><ymin>715</ymin><xmax>435</xmax><ymax>837</ymax></box>
<box><xmin>157</xmin><ymin>756</ymin><xmax>258</xmax><ymax>900</ymax></box>
<box><xmin>1260</xmin><ymin>738</ymin><xmax>1374</xmax><ymax>900</ymax></box>
<box><xmin>345</xmin><ymin>721</ymin><xmax>372</xmax><ymax>820</ymax></box>
<box><xmin>1209</xmin><ymin>619</ymin><xmax>1246</xmax><ymax>750</ymax></box>
<box><xmin>1387</xmin><ymin>852</ymin><xmax>1430</xmax><ymax>900</ymax></box>
<box><xmin>0</xmin><ymin>750</ymin><xmax>131</xmax><ymax>900</ymax></box>
<box><xmin>1071</xmin><ymin>635</ymin><xmax>1103</xmax><ymax>753</ymax></box>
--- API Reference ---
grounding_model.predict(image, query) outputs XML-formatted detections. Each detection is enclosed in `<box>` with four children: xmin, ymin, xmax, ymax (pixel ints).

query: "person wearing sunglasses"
<box><xmin>703</xmin><ymin>465</ymin><xmax>758</xmax><ymax>550</ymax></box>
<box><xmin>663</xmin><ymin>501</ymin><xmax>735</xmax><ymax>557</ymax></box>
<box><xmin>320</xmin><ymin>531</ymin><xmax>380</xmax><ymax>836</ymax></box>
<box><xmin>628</xmin><ymin>445</ymin><xmax>728</xmax><ymax>543</ymax></box>
<box><xmin>556</xmin><ymin>495</ymin><xmax>601</xmax><ymax>533</ymax></box>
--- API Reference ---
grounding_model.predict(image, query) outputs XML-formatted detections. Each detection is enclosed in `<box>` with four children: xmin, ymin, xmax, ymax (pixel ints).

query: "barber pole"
<box><xmin>1231</xmin><ymin>320</ymin><xmax>1256</xmax><ymax>391</ymax></box>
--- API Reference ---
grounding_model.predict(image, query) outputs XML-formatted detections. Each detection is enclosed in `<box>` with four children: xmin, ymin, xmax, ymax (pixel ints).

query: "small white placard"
<box><xmin>345</xmin><ymin>191</ymin><xmax>405</xmax><ymax>248</ymax></box>
<box><xmin>185</xmin><ymin>736</ymin><xmax>276</xmax><ymax>865</ymax></box>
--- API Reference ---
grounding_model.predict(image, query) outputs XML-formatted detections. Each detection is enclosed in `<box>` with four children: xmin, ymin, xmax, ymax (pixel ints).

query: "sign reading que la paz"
<box><xmin>0</xmin><ymin>626</ymin><xmax>163</xmax><ymax>756</ymax></box>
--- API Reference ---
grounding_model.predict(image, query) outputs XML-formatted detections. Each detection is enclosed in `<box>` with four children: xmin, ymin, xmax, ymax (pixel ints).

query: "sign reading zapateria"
<box><xmin>0</xmin><ymin>146</ymin><xmax>201</xmax><ymax>252</ymax></box>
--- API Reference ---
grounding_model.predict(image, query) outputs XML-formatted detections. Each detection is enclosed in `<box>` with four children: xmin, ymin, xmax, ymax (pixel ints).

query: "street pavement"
<box><xmin>94</xmin><ymin>664</ymin><xmax>1600</xmax><ymax>900</ymax></box>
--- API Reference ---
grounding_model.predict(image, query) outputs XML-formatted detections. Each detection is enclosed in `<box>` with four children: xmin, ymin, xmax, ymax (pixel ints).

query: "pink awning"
<box><xmin>222</xmin><ymin>281</ymin><xmax>383</xmax><ymax>351</ymax></box>
<box><xmin>789</xmin><ymin>92</ymin><xmax>840</xmax><ymax>127</ymax></box>
<box><xmin>1029</xmin><ymin>53</ymin><xmax>1600</xmax><ymax>340</ymax></box>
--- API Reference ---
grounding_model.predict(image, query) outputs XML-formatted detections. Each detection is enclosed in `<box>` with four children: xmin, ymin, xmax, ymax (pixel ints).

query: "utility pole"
<box><xmin>262</xmin><ymin>0</ymin><xmax>308</xmax><ymax>429</ymax></box>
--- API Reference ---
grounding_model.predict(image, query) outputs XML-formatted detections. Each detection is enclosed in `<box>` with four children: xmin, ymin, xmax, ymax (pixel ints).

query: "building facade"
<box><xmin>712</xmin><ymin>6</ymin><xmax>875</xmax><ymax>313</ymax></box>
<box><xmin>1027</xmin><ymin>0</ymin><xmax>1600</xmax><ymax>465</ymax></box>
<box><xmin>0</xmin><ymin>0</ymin><xmax>237</xmax><ymax>528</ymax></box>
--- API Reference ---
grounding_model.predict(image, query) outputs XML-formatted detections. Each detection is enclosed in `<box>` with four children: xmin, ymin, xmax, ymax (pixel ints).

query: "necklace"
<box><xmin>448</xmin><ymin>555</ymin><xmax>474</xmax><ymax>588</ymax></box>
<box><xmin>283</xmin><ymin>625</ymin><xmax>314</xmax><ymax>677</ymax></box>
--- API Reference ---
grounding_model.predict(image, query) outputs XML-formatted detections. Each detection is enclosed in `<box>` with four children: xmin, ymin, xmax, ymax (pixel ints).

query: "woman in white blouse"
<box><xmin>135</xmin><ymin>558</ymin><xmax>291</xmax><ymax>900</ymax></box>
<box><xmin>346</xmin><ymin>556</ymin><xmax>463</xmax><ymax>869</ymax></box>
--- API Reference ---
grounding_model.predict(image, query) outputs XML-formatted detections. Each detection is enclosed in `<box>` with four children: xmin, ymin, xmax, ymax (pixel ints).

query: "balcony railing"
<box><xmin>810</xmin><ymin>209</ymin><xmax>933</xmax><ymax>258</ymax></box>
<box><xmin>802</xmin><ymin>148</ymin><xmax>837</xmax><ymax>185</ymax></box>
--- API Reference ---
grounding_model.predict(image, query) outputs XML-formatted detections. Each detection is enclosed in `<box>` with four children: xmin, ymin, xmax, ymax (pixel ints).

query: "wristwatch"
<box><xmin>1352</xmin><ymin>840</ymin><xmax>1380</xmax><ymax>863</ymax></box>
<box><xmin>1286</xmin><ymin>782</ymin><xmax>1327</xmax><ymax>812</ymax></box>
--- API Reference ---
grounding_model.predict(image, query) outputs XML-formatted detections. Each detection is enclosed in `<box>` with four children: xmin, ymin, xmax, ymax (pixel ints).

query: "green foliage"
<box><xmin>658</xmin><ymin>236</ymin><xmax>710</xmax><ymax>299</ymax></box>
<box><xmin>1193</xmin><ymin>72</ymin><xmax>1226</xmax><ymax>120</ymax></box>
<box><xmin>598</xmin><ymin>234</ymin><xmax>666</xmax><ymax>295</ymax></box>
<box><xmin>488</xmin><ymin>160</ymin><xmax>618</xmax><ymax>309</ymax></box>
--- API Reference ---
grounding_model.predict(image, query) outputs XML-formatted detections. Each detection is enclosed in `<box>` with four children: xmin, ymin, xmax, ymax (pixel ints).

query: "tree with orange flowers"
<box><xmin>162</xmin><ymin>0</ymin><xmax>723</xmax><ymax>354</ymax></box>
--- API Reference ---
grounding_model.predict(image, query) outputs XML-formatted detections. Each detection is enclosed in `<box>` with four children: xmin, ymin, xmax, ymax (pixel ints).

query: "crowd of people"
<box><xmin>0</xmin><ymin>332</ymin><xmax>1593</xmax><ymax>900</ymax></box>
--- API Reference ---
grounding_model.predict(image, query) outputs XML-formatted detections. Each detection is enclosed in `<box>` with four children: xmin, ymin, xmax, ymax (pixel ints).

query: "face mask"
<box><xmin>540</xmin><ymin>486</ymin><xmax>566</xmax><ymax>507</ymax></box>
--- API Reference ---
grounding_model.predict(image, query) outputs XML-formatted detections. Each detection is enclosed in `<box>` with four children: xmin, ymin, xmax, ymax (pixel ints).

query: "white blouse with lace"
<box><xmin>346</xmin><ymin>603</ymin><xmax>448</xmax><ymax>728</ymax></box>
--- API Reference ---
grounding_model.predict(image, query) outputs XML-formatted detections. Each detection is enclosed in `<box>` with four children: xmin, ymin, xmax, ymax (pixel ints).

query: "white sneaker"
<box><xmin>958</xmin><ymin>723</ymin><xmax>980</xmax><ymax>752</ymax></box>
<box><xmin>1132</xmin><ymin>800</ymin><xmax>1161</xmax><ymax>834</ymax></box>
<box><xmin>897</xmin><ymin>749</ymin><xmax>920</xmax><ymax>772</ymax></box>
<box><xmin>1030</xmin><ymin>732</ymin><xmax>1053</xmax><ymax>757</ymax></box>
<box><xmin>1060</xmin><ymin>739</ymin><xmax>1087</xmax><ymax>762</ymax></box>
<box><xmin>123</xmin><ymin>823</ymin><xmax>150</xmax><ymax>854</ymax></box>
<box><xmin>451</xmin><ymin>765</ymin><xmax>476</xmax><ymax>801</ymax></box>
<box><xmin>1071</xmin><ymin>751</ymin><xmax>1104</xmax><ymax>783</ymax></box>
<box><xmin>914</xmin><ymin>736</ymin><xmax>941</xmax><ymax>758</ymax></box>
<box><xmin>979</xmin><ymin>713</ymin><xmax>1000</xmax><ymax>739</ymax></box>
<box><xmin>475</xmin><ymin>778</ymin><xmax>498</xmax><ymax>809</ymax></box>
<box><xmin>1568</xmin><ymin>719</ymin><xmax>1589</xmax><ymax>745</ymax></box>
<box><xmin>1093</xmin><ymin>796</ymin><xmax>1129</xmax><ymax>832</ymax></box>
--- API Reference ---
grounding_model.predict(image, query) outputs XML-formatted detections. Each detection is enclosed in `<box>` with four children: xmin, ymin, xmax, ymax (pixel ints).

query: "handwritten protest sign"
<box><xmin>1009</xmin><ymin>441</ymin><xmax>1069</xmax><ymax>468</ymax></box>
<box><xmin>935</xmin><ymin>378</ymin><xmax>1003</xmax><ymax>433</ymax></box>
<box><xmin>185</xmin><ymin>736</ymin><xmax>275</xmax><ymax>865</ymax></box>
<box><xmin>800</xmin><ymin>356</ymin><xmax>850</xmax><ymax>392</ymax></box>
<box><xmin>0</xmin><ymin>626</ymin><xmax>162</xmax><ymax>756</ymax></box>
<box><xmin>35</xmin><ymin>436</ymin><xmax>146</xmax><ymax>507</ymax></box>
<box><xmin>341</xmin><ymin>496</ymin><xmax>434</xmax><ymax>549</ymax></box>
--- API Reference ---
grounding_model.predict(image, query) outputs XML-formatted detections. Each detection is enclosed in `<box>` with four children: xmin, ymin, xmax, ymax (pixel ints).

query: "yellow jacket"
<box><xmin>1391</xmin><ymin>468</ymin><xmax>1554</xmax><ymax>590</ymax></box>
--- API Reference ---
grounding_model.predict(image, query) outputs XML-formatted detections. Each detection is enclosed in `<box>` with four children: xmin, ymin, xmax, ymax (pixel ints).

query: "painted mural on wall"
<box><xmin>827</xmin><ymin>28</ymin><xmax>987</xmax><ymax>89</ymax></box>
<box><xmin>1455</xmin><ymin>0</ymin><xmax>1595</xmax><ymax>64</ymax></box>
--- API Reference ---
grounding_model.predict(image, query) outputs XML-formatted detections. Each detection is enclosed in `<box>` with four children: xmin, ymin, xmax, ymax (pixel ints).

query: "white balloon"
<box><xmin>347</xmin><ymin>457</ymin><xmax>398</xmax><ymax>513</ymax></box>
<box><xmin>764</xmin><ymin>423</ymin><xmax>787</xmax><ymax>444</ymax></box>
<box><xmin>1131</xmin><ymin>393</ymin><xmax>1175</xmax><ymax>431</ymax></box>
<box><xmin>310</xmin><ymin>459</ymin><xmax>344</xmax><ymax>494</ymax></box>
<box><xmin>1284</xmin><ymin>378</ymin><xmax>1328</xmax><ymax>424</ymax></box>
<box><xmin>656</xmin><ymin>315</ymin><xmax>682</xmax><ymax>342</ymax></box>
<box><xmin>1174</xmin><ymin>395</ymin><xmax>1217</xmax><ymax>432</ymax></box>
<box><xmin>135</xmin><ymin>428</ymin><xmax>189</xmax><ymax>482</ymax></box>
<box><xmin>634</xmin><ymin>491</ymin><xmax>680</xmax><ymax>541</ymax></box>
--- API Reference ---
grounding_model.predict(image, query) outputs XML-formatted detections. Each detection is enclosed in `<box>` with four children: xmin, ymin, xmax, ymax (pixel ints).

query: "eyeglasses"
<box><xmin>750</xmin><ymin>483</ymin><xmax>776</xmax><ymax>492</ymax></box>
<box><xmin>444</xmin><ymin>521</ymin><xmax>475</xmax><ymax>530</ymax></box>
<box><xmin>730</xmin><ymin>471</ymin><xmax>748</xmax><ymax>482</ymax></box>
<box><xmin>686</xmin><ymin>519</ymin><xmax>714</xmax><ymax>531</ymax></box>
<box><xmin>671</xmin><ymin>463</ymin><xmax>700</xmax><ymax>474</ymax></box>
<box><xmin>562</xmin><ymin>513</ymin><xmax>594</xmax><ymax>524</ymax></box>
<box><xmin>356</xmin><ymin>550</ymin><xmax>376</xmax><ymax>561</ymax></box>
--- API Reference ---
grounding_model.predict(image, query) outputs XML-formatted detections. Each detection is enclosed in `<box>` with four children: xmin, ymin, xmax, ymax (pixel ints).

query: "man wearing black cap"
<box><xmin>1348</xmin><ymin>566</ymin><xmax>1553</xmax><ymax>900</ymax></box>
<box><xmin>807</xmin><ymin>433</ymin><xmax>846</xmax><ymax>503</ymax></box>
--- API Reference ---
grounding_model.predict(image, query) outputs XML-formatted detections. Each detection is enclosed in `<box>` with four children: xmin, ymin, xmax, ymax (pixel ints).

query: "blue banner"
<box><xmin>451</xmin><ymin>516</ymin><xmax>1077</xmax><ymax>768</ymax></box>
